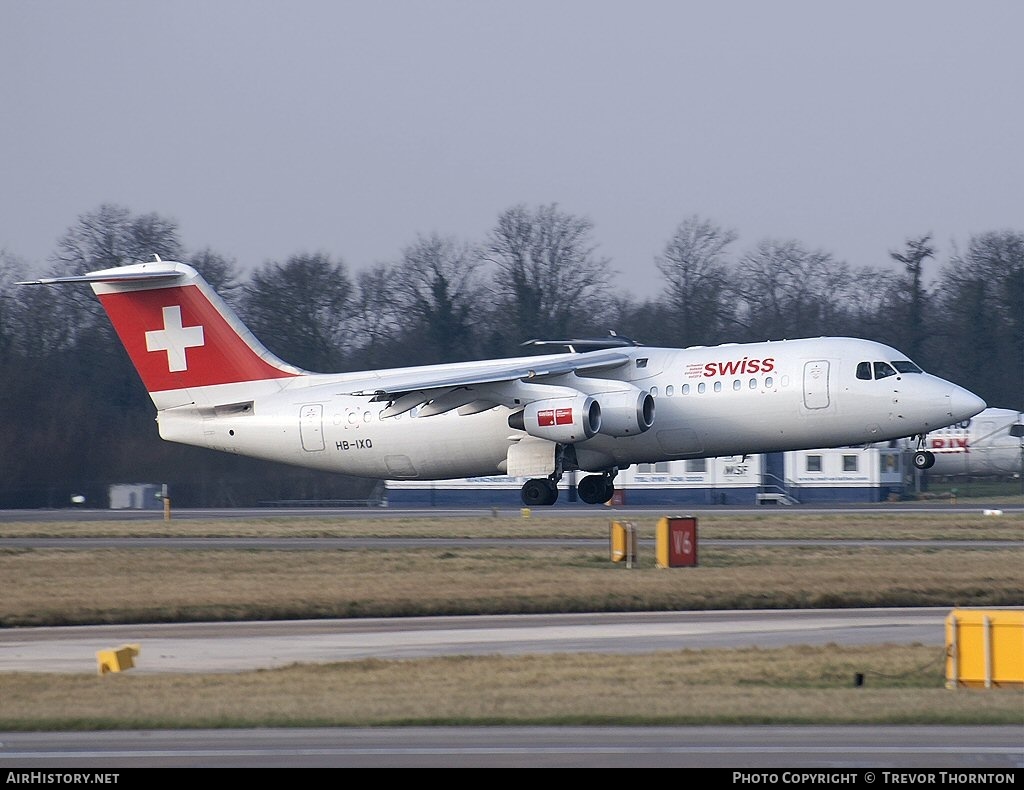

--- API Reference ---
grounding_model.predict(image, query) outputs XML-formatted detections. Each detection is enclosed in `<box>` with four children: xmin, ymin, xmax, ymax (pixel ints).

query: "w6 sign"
<box><xmin>656</xmin><ymin>516</ymin><xmax>698</xmax><ymax>568</ymax></box>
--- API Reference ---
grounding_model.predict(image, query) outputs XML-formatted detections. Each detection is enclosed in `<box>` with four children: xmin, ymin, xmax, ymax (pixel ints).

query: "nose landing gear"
<box><xmin>912</xmin><ymin>435</ymin><xmax>936</xmax><ymax>470</ymax></box>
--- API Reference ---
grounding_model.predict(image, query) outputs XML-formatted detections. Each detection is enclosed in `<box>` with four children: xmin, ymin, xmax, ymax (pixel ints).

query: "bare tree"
<box><xmin>483</xmin><ymin>203</ymin><xmax>614</xmax><ymax>350</ymax></box>
<box><xmin>841</xmin><ymin>266</ymin><xmax>907</xmax><ymax>345</ymax></box>
<box><xmin>0</xmin><ymin>250</ymin><xmax>26</xmax><ymax>361</ymax></box>
<box><xmin>933</xmin><ymin>230</ymin><xmax>1024</xmax><ymax>408</ymax></box>
<box><xmin>889</xmin><ymin>234</ymin><xmax>935</xmax><ymax>362</ymax></box>
<box><xmin>48</xmin><ymin>205</ymin><xmax>185</xmax><ymax>340</ymax></box>
<box><xmin>655</xmin><ymin>215</ymin><xmax>737</xmax><ymax>346</ymax></box>
<box><xmin>346</xmin><ymin>263</ymin><xmax>405</xmax><ymax>370</ymax></box>
<box><xmin>187</xmin><ymin>248</ymin><xmax>244</xmax><ymax>308</ymax></box>
<box><xmin>730</xmin><ymin>239</ymin><xmax>855</xmax><ymax>341</ymax></box>
<box><xmin>387</xmin><ymin>233</ymin><xmax>482</xmax><ymax>364</ymax></box>
<box><xmin>54</xmin><ymin>203</ymin><xmax>183</xmax><ymax>274</ymax></box>
<box><xmin>240</xmin><ymin>252</ymin><xmax>353</xmax><ymax>372</ymax></box>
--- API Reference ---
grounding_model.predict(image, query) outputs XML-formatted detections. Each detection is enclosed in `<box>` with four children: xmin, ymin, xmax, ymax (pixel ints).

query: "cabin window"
<box><xmin>650</xmin><ymin>386</ymin><xmax>659</xmax><ymax>397</ymax></box>
<box><xmin>749</xmin><ymin>378</ymin><xmax>757</xmax><ymax>389</ymax></box>
<box><xmin>363</xmin><ymin>411</ymin><xmax>372</xmax><ymax>423</ymax></box>
<box><xmin>765</xmin><ymin>376</ymin><xmax>774</xmax><ymax>388</ymax></box>
<box><xmin>685</xmin><ymin>459</ymin><xmax>707</xmax><ymax>472</ymax></box>
<box><xmin>714</xmin><ymin>381</ymin><xmax>722</xmax><ymax>392</ymax></box>
<box><xmin>873</xmin><ymin>361</ymin><xmax>897</xmax><ymax>379</ymax></box>
<box><xmin>843</xmin><ymin>455</ymin><xmax>859</xmax><ymax>472</ymax></box>
<box><xmin>857</xmin><ymin>362</ymin><xmax>872</xmax><ymax>380</ymax></box>
<box><xmin>806</xmin><ymin>455</ymin><xmax>822</xmax><ymax>472</ymax></box>
<box><xmin>666</xmin><ymin>385</ymin><xmax>674</xmax><ymax>396</ymax></box>
<box><xmin>697</xmin><ymin>382</ymin><xmax>706</xmax><ymax>394</ymax></box>
<box><xmin>733</xmin><ymin>379</ymin><xmax>742</xmax><ymax>391</ymax></box>
<box><xmin>682</xmin><ymin>384</ymin><xmax>690</xmax><ymax>395</ymax></box>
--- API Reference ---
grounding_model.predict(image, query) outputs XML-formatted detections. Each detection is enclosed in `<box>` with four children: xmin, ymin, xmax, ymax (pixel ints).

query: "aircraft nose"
<box><xmin>948</xmin><ymin>386</ymin><xmax>986</xmax><ymax>421</ymax></box>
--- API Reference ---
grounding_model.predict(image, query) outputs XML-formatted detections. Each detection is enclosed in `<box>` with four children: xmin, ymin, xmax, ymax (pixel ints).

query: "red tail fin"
<box><xmin>22</xmin><ymin>261</ymin><xmax>302</xmax><ymax>394</ymax></box>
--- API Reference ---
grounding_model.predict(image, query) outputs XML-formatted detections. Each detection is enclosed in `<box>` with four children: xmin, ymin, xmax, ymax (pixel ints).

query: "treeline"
<box><xmin>1</xmin><ymin>203</ymin><xmax>1021</xmax><ymax>508</ymax></box>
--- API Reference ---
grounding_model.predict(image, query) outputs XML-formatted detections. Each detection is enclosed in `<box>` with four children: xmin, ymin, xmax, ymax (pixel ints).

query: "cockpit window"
<box><xmin>873</xmin><ymin>361</ymin><xmax>897</xmax><ymax>379</ymax></box>
<box><xmin>859</xmin><ymin>361</ymin><xmax>918</xmax><ymax>380</ymax></box>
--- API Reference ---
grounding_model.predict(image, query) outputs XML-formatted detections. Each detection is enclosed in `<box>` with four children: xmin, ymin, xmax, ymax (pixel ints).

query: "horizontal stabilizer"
<box><xmin>18</xmin><ymin>263</ymin><xmax>185</xmax><ymax>286</ymax></box>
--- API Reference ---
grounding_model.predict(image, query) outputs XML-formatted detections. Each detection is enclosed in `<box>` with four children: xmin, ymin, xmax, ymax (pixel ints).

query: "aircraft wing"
<box><xmin>344</xmin><ymin>349</ymin><xmax>632</xmax><ymax>398</ymax></box>
<box><xmin>336</xmin><ymin>349</ymin><xmax>635</xmax><ymax>416</ymax></box>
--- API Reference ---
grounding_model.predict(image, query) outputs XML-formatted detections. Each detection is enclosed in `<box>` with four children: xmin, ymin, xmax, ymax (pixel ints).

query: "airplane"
<box><xmin>880</xmin><ymin>407</ymin><xmax>1023</xmax><ymax>477</ymax></box>
<box><xmin>19</xmin><ymin>257</ymin><xmax>988</xmax><ymax>506</ymax></box>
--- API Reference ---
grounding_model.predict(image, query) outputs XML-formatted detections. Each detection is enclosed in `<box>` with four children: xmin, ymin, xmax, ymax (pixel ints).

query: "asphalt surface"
<box><xmin>0</xmin><ymin>607</ymin><xmax>965</xmax><ymax>674</ymax></box>
<box><xmin>1</xmin><ymin>506</ymin><xmax>1020</xmax><ymax>769</ymax></box>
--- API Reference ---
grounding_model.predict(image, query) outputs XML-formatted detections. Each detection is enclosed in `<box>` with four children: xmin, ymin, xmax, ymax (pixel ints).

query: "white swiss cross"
<box><xmin>145</xmin><ymin>305</ymin><xmax>205</xmax><ymax>372</ymax></box>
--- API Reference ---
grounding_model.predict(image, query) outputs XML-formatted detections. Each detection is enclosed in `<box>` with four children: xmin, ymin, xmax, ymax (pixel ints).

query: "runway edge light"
<box><xmin>97</xmin><ymin>643</ymin><xmax>141</xmax><ymax>675</ymax></box>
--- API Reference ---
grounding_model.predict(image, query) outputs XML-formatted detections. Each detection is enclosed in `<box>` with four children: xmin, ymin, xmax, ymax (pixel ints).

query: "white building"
<box><xmin>385</xmin><ymin>446</ymin><xmax>906</xmax><ymax>507</ymax></box>
<box><xmin>108</xmin><ymin>483</ymin><xmax>164</xmax><ymax>510</ymax></box>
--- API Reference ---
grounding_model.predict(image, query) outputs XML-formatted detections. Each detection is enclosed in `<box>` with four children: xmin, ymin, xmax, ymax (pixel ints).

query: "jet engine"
<box><xmin>508</xmin><ymin>394</ymin><xmax>601</xmax><ymax>443</ymax></box>
<box><xmin>593</xmin><ymin>389</ymin><xmax>655</xmax><ymax>436</ymax></box>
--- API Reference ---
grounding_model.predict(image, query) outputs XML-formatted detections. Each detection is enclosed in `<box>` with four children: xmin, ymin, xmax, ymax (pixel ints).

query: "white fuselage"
<box><xmin>154</xmin><ymin>337</ymin><xmax>985</xmax><ymax>481</ymax></box>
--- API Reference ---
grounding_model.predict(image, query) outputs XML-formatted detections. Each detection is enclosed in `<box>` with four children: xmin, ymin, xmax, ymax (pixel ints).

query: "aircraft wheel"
<box><xmin>521</xmin><ymin>478</ymin><xmax>558</xmax><ymax>506</ymax></box>
<box><xmin>577</xmin><ymin>474</ymin><xmax>609</xmax><ymax>505</ymax></box>
<box><xmin>913</xmin><ymin>450</ymin><xmax>935</xmax><ymax>470</ymax></box>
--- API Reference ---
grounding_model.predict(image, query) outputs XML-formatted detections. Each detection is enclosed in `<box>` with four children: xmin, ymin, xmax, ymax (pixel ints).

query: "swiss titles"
<box><xmin>687</xmin><ymin>357</ymin><xmax>775</xmax><ymax>379</ymax></box>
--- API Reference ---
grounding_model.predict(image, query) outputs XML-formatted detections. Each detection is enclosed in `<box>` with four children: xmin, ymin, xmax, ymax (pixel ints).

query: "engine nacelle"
<box><xmin>594</xmin><ymin>389</ymin><xmax>655</xmax><ymax>437</ymax></box>
<box><xmin>509</xmin><ymin>394</ymin><xmax>601</xmax><ymax>443</ymax></box>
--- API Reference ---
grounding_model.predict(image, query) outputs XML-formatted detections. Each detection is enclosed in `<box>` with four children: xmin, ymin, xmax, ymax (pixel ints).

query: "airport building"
<box><xmin>384</xmin><ymin>445</ymin><xmax>908</xmax><ymax>507</ymax></box>
<box><xmin>108</xmin><ymin>483</ymin><xmax>165</xmax><ymax>510</ymax></box>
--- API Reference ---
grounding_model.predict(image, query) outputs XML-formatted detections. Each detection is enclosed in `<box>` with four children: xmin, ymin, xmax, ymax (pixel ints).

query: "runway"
<box><xmin>2</xmin><ymin>502</ymin><xmax>1022</xmax><ymax>521</ymax></box>
<box><xmin>3</xmin><ymin>608</ymin><xmax>1022</xmax><ymax>768</ymax></box>
<box><xmin>3</xmin><ymin>726</ymin><xmax>1022</xmax><ymax>769</ymax></box>
<box><xmin>1</xmin><ymin>507</ymin><xmax>1020</xmax><ymax>769</ymax></box>
<box><xmin>0</xmin><ymin>608</ymin><xmax>958</xmax><ymax>674</ymax></box>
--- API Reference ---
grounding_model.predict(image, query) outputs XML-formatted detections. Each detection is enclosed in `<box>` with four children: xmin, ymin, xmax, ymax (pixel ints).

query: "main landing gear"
<box><xmin>912</xmin><ymin>435</ymin><xmax>936</xmax><ymax>470</ymax></box>
<box><xmin>521</xmin><ymin>477</ymin><xmax>559</xmax><ymax>506</ymax></box>
<box><xmin>520</xmin><ymin>470</ymin><xmax>617</xmax><ymax>506</ymax></box>
<box><xmin>517</xmin><ymin>444</ymin><xmax>619</xmax><ymax>507</ymax></box>
<box><xmin>576</xmin><ymin>472</ymin><xmax>616</xmax><ymax>505</ymax></box>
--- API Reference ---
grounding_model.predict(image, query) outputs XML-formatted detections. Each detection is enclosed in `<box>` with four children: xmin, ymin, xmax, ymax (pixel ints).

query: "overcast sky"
<box><xmin>2</xmin><ymin>0</ymin><xmax>1021</xmax><ymax>299</ymax></box>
